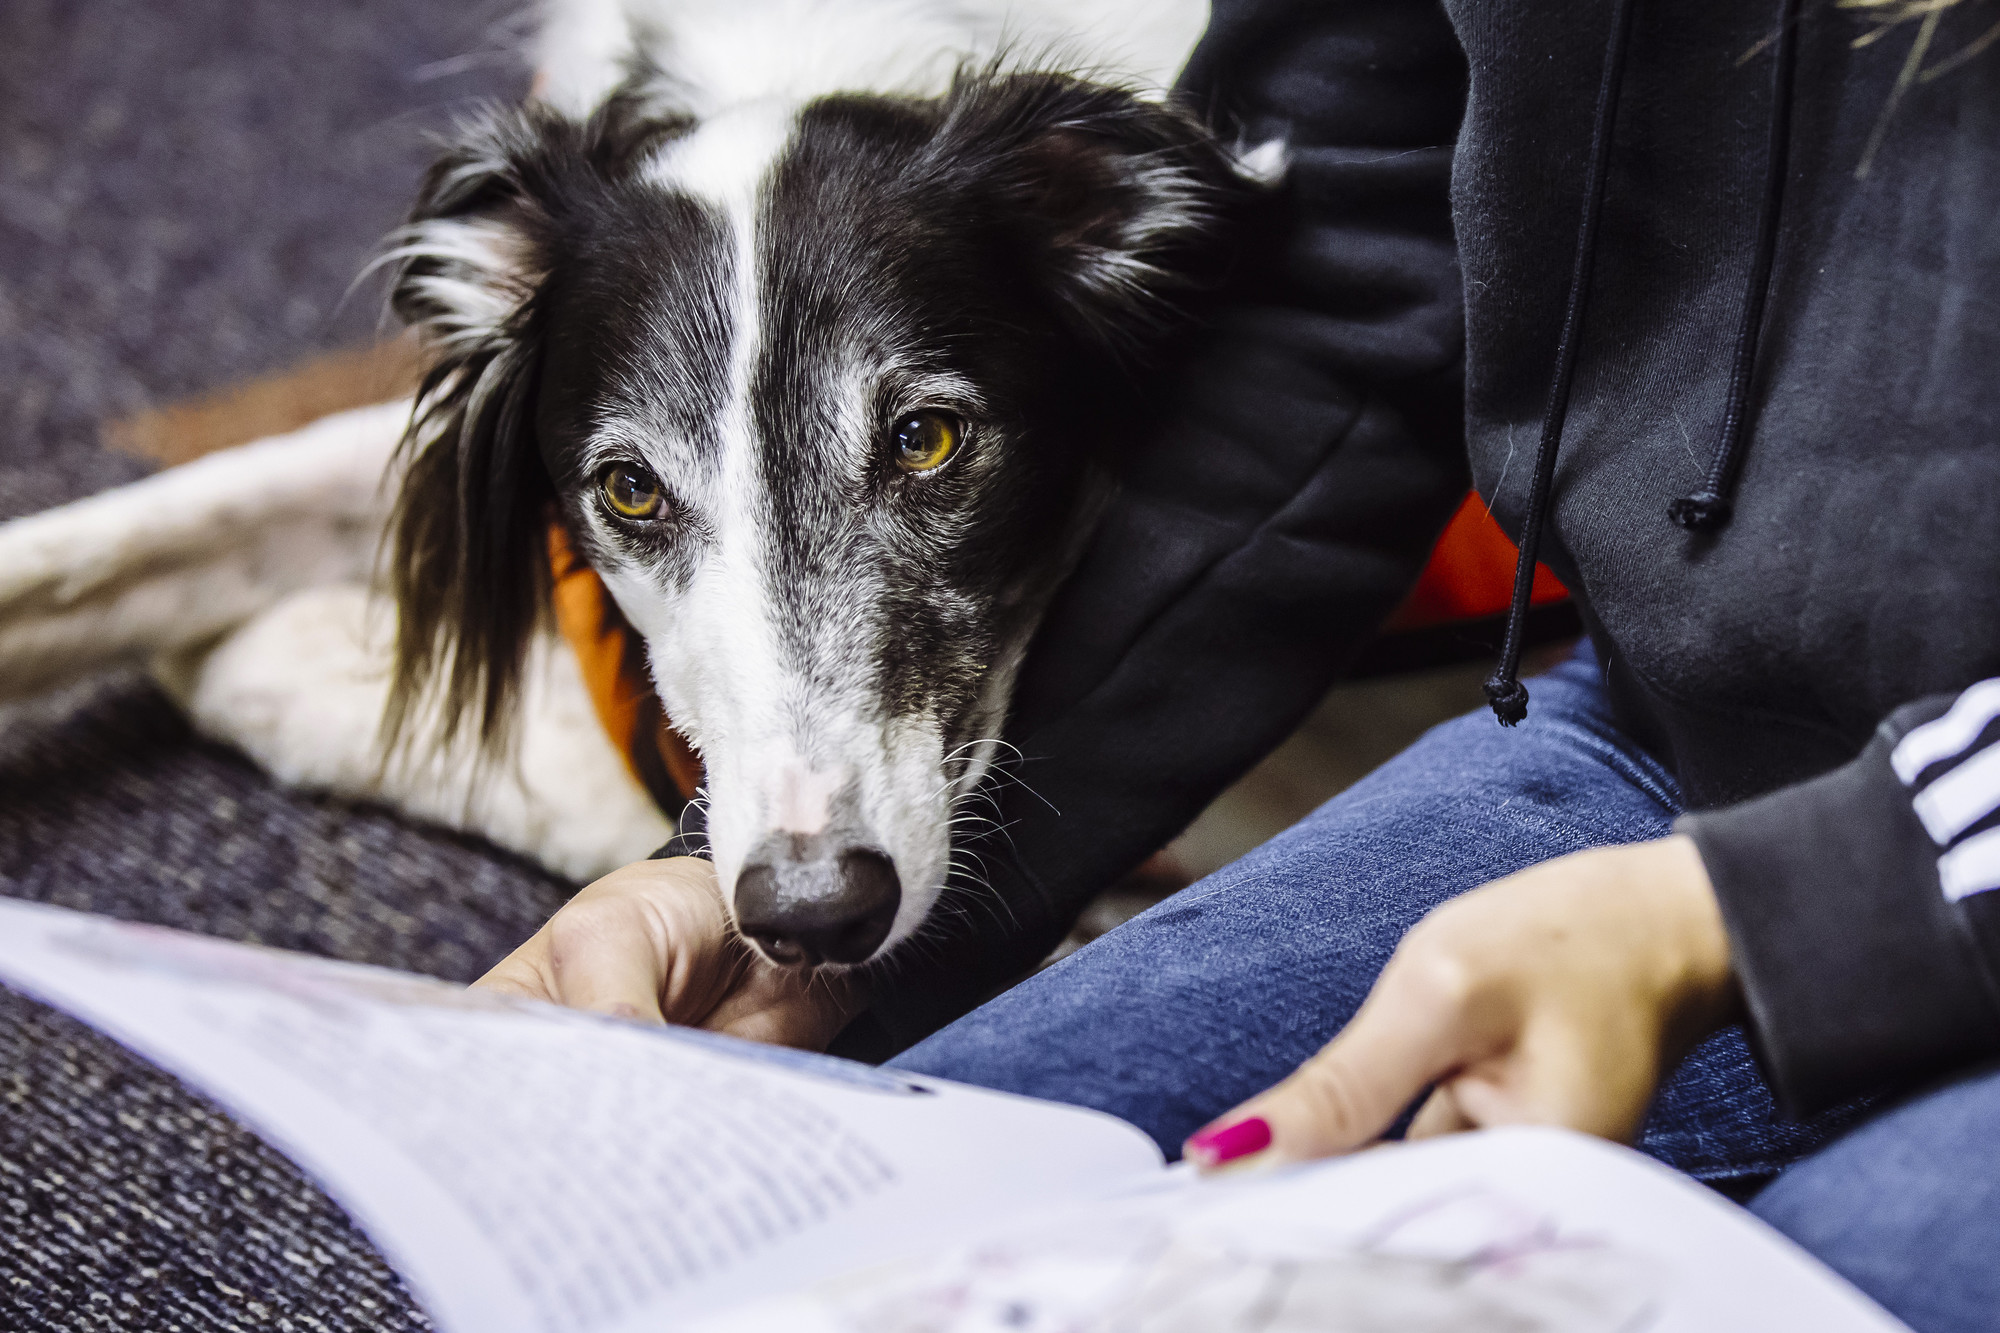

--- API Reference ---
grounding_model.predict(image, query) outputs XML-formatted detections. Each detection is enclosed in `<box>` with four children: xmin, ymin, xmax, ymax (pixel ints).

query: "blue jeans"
<box><xmin>1749</xmin><ymin>1062</ymin><xmax>2000</xmax><ymax>1333</ymax></box>
<box><xmin>892</xmin><ymin>647</ymin><xmax>1999</xmax><ymax>1333</ymax></box>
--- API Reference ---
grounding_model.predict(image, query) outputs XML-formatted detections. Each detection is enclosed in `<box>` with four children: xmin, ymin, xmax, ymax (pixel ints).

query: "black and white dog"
<box><xmin>0</xmin><ymin>0</ymin><xmax>1260</xmax><ymax>969</ymax></box>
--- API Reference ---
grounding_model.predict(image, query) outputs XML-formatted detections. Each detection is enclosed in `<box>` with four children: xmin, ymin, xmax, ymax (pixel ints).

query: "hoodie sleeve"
<box><xmin>1681</xmin><ymin>679</ymin><xmax>2000</xmax><ymax>1115</ymax></box>
<box><xmin>836</xmin><ymin>0</ymin><xmax>1471</xmax><ymax>1059</ymax></box>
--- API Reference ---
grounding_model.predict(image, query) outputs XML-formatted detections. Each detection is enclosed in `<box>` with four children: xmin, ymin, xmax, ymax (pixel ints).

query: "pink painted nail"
<box><xmin>1184</xmin><ymin>1115</ymin><xmax>1273</xmax><ymax>1168</ymax></box>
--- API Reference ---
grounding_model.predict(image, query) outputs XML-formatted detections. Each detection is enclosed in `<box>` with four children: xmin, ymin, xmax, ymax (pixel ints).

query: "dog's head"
<box><xmin>384</xmin><ymin>71</ymin><xmax>1236</xmax><ymax>968</ymax></box>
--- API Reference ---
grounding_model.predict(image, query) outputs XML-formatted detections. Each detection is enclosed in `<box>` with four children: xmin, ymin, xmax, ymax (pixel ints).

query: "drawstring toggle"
<box><xmin>1483</xmin><ymin>673</ymin><xmax>1531</xmax><ymax>726</ymax></box>
<box><xmin>1667</xmin><ymin>489</ymin><xmax>1733</xmax><ymax>530</ymax></box>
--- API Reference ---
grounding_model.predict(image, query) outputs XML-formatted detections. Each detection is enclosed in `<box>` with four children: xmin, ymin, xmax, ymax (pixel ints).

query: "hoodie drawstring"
<box><xmin>1484</xmin><ymin>0</ymin><xmax>1639</xmax><ymax>725</ymax></box>
<box><xmin>1486</xmin><ymin>0</ymin><xmax>1804</xmax><ymax>724</ymax></box>
<box><xmin>1670</xmin><ymin>0</ymin><xmax>1802</xmax><ymax>531</ymax></box>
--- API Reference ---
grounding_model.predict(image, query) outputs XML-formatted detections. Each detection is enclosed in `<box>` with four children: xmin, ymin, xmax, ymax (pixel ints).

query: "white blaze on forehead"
<box><xmin>642</xmin><ymin>100</ymin><xmax>798</xmax><ymax>732</ymax></box>
<box><xmin>643</xmin><ymin>99</ymin><xmax>799</xmax><ymax>211</ymax></box>
<box><xmin>618</xmin><ymin>102</ymin><xmax>811</xmax><ymax>898</ymax></box>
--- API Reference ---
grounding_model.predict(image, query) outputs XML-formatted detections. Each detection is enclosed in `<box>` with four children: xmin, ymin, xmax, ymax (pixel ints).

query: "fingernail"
<box><xmin>1184</xmin><ymin>1115</ymin><xmax>1272</xmax><ymax>1169</ymax></box>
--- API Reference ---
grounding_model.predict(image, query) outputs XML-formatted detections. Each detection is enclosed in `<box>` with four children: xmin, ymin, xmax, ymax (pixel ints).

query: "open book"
<box><xmin>0</xmin><ymin>897</ymin><xmax>1905</xmax><ymax>1333</ymax></box>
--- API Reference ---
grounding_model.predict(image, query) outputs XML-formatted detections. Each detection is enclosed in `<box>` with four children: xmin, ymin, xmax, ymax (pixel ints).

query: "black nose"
<box><xmin>734</xmin><ymin>841</ymin><xmax>901</xmax><ymax>966</ymax></box>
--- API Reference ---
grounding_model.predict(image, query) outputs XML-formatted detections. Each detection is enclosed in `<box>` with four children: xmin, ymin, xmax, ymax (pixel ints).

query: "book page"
<box><xmin>697</xmin><ymin>1126</ymin><xmax>1908</xmax><ymax>1333</ymax></box>
<box><xmin>0</xmin><ymin>899</ymin><xmax>1161</xmax><ymax>1333</ymax></box>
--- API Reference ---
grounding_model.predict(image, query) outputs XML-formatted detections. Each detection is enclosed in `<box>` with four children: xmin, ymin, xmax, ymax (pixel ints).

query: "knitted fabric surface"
<box><xmin>0</xmin><ymin>1</ymin><xmax>553</xmax><ymax>1326</ymax></box>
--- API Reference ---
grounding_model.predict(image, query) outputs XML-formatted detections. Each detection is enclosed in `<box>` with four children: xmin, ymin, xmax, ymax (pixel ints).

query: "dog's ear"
<box><xmin>387</xmin><ymin>93</ymin><xmax>689</xmax><ymax>359</ymax></box>
<box><xmin>380</xmin><ymin>107</ymin><xmax>562</xmax><ymax>762</ymax></box>
<box><xmin>381</xmin><ymin>97</ymin><xmax>690</xmax><ymax>759</ymax></box>
<box><xmin>942</xmin><ymin>73</ymin><xmax>1239</xmax><ymax>357</ymax></box>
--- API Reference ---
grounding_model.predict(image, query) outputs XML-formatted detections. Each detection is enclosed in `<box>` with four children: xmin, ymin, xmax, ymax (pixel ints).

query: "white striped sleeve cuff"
<box><xmin>1894</xmin><ymin>676</ymin><xmax>2000</xmax><ymax>903</ymax></box>
<box><xmin>1682</xmin><ymin>678</ymin><xmax>2000</xmax><ymax>1114</ymax></box>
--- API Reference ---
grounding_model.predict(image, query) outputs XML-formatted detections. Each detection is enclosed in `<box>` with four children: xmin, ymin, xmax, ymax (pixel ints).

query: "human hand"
<box><xmin>474</xmin><ymin>856</ymin><xmax>866</xmax><ymax>1050</ymax></box>
<box><xmin>1184</xmin><ymin>835</ymin><xmax>1739</xmax><ymax>1169</ymax></box>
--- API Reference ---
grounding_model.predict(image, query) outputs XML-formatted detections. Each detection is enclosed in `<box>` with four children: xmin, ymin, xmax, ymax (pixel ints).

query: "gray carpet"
<box><xmin>0</xmin><ymin>3</ymin><xmax>549</xmax><ymax>1326</ymax></box>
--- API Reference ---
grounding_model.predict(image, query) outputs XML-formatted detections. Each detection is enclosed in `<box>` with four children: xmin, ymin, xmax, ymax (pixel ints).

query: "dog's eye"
<box><xmin>891</xmin><ymin>412</ymin><xmax>960</xmax><ymax>474</ymax></box>
<box><xmin>600</xmin><ymin>464</ymin><xmax>666</xmax><ymax>520</ymax></box>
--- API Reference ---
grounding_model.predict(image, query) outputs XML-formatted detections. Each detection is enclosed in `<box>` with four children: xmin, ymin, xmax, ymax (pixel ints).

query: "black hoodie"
<box><xmin>844</xmin><ymin>0</ymin><xmax>2000</xmax><ymax>1116</ymax></box>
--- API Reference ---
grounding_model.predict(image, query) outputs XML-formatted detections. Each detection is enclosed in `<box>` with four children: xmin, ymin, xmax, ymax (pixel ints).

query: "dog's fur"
<box><xmin>0</xmin><ymin>0</ymin><xmax>1255</xmax><ymax>967</ymax></box>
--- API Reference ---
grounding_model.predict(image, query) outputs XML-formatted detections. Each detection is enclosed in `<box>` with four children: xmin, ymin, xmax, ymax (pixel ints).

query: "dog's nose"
<box><xmin>734</xmin><ymin>842</ymin><xmax>900</xmax><ymax>966</ymax></box>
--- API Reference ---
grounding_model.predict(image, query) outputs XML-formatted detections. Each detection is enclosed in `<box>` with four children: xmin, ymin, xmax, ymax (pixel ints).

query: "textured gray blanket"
<box><xmin>2</xmin><ymin>2</ymin><xmax>541</xmax><ymax>1325</ymax></box>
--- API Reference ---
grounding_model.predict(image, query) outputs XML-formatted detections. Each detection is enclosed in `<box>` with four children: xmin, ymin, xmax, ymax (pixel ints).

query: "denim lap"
<box><xmin>894</xmin><ymin>650</ymin><xmax>1854</xmax><ymax>1181</ymax></box>
<box><xmin>1749</xmin><ymin>1063</ymin><xmax>2000</xmax><ymax>1333</ymax></box>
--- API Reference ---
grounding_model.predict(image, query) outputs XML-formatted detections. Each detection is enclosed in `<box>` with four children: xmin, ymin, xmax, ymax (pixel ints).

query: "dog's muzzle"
<box><xmin>734</xmin><ymin>833</ymin><xmax>901</xmax><ymax>966</ymax></box>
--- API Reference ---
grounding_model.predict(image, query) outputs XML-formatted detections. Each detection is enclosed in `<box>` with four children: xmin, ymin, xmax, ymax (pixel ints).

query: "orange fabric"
<box><xmin>547</xmin><ymin>523</ymin><xmax>704</xmax><ymax>806</ymax></box>
<box><xmin>1386</xmin><ymin>490</ymin><xmax>1570</xmax><ymax>632</ymax></box>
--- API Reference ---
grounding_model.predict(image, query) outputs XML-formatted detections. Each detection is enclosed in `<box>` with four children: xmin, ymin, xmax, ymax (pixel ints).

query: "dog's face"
<box><xmin>386</xmin><ymin>74</ymin><xmax>1230</xmax><ymax>968</ymax></box>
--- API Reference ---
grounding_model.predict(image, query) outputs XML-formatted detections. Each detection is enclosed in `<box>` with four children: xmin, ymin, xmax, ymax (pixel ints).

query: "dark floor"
<box><xmin>0</xmin><ymin>5</ymin><xmax>1487</xmax><ymax>1327</ymax></box>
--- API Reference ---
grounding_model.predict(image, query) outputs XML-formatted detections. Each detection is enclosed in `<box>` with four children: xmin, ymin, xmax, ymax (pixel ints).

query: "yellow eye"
<box><xmin>600</xmin><ymin>464</ymin><xmax>666</xmax><ymax>520</ymax></box>
<box><xmin>892</xmin><ymin>411</ymin><xmax>960</xmax><ymax>473</ymax></box>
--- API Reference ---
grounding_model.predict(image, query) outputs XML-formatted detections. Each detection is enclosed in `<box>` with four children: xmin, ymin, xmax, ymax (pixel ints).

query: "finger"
<box><xmin>516</xmin><ymin>858</ymin><xmax>722</xmax><ymax>1022</ymax></box>
<box><xmin>1258</xmin><ymin>1006</ymin><xmax>1461</xmax><ymax>1158</ymax></box>
<box><xmin>542</xmin><ymin>891</ymin><xmax>675</xmax><ymax>1022</ymax></box>
<box><xmin>492</xmin><ymin>857</ymin><xmax>737</xmax><ymax>1026</ymax></box>
<box><xmin>472</xmin><ymin>922</ymin><xmax>562</xmax><ymax>1003</ymax></box>
<box><xmin>611</xmin><ymin>858</ymin><xmax>745</xmax><ymax>1025</ymax></box>
<box><xmin>1189</xmin><ymin>962</ymin><xmax>1472</xmax><ymax>1167</ymax></box>
<box><xmin>1405</xmin><ymin>1084</ymin><xmax>1475</xmax><ymax>1140</ymax></box>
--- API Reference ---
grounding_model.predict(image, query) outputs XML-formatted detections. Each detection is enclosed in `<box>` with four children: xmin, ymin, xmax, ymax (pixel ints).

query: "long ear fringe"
<box><xmin>378</xmin><ymin>339</ymin><xmax>553</xmax><ymax>768</ymax></box>
<box><xmin>376</xmin><ymin>110</ymin><xmax>560</xmax><ymax>768</ymax></box>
